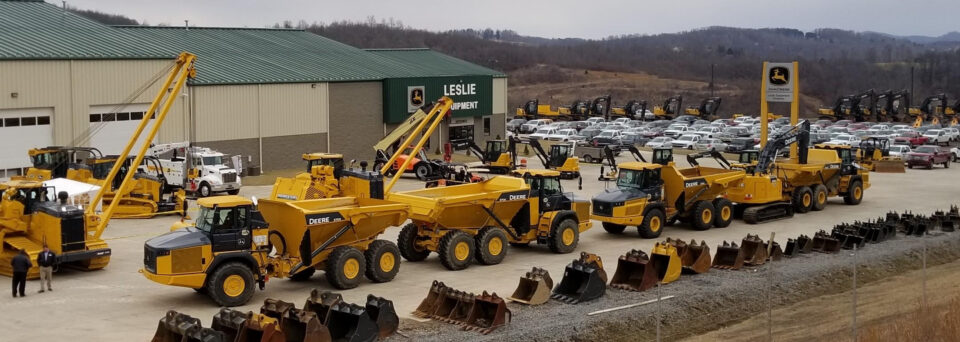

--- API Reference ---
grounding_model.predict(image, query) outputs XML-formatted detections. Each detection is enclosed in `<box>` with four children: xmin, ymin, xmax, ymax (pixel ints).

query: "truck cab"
<box><xmin>185</xmin><ymin>150</ymin><xmax>241</xmax><ymax>197</ymax></box>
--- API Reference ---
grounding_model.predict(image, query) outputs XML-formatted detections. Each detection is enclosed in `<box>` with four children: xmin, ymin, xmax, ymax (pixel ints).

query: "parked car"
<box><xmin>664</xmin><ymin>124</ymin><xmax>690</xmax><ymax>138</ymax></box>
<box><xmin>832</xmin><ymin>120</ymin><xmax>853</xmax><ymax>127</ymax></box>
<box><xmin>813</xmin><ymin>119</ymin><xmax>834</xmax><ymax>128</ymax></box>
<box><xmin>520</xmin><ymin>119</ymin><xmax>553</xmax><ymax>134</ymax></box>
<box><xmin>547</xmin><ymin>128</ymin><xmax>579</xmax><ymax>142</ymax></box>
<box><xmin>906</xmin><ymin>145</ymin><xmax>952</xmax><ymax>169</ymax></box>
<box><xmin>529</xmin><ymin>127</ymin><xmax>558</xmax><ymax>140</ymax></box>
<box><xmin>645</xmin><ymin>136</ymin><xmax>674</xmax><ymax>148</ymax></box>
<box><xmin>611</xmin><ymin>117</ymin><xmax>632</xmax><ymax>125</ymax></box>
<box><xmin>671</xmin><ymin>134</ymin><xmax>702</xmax><ymax>149</ymax></box>
<box><xmin>695</xmin><ymin>126</ymin><xmax>722</xmax><ymax>139</ymax></box>
<box><xmin>892</xmin><ymin>131</ymin><xmax>926</xmax><ymax>147</ymax></box>
<box><xmin>922</xmin><ymin>129</ymin><xmax>950</xmax><ymax>146</ymax></box>
<box><xmin>575</xmin><ymin>126</ymin><xmax>604</xmax><ymax>141</ymax></box>
<box><xmin>888</xmin><ymin>145</ymin><xmax>911</xmax><ymax>158</ymax></box>
<box><xmin>725</xmin><ymin>137</ymin><xmax>755</xmax><ymax>152</ymax></box>
<box><xmin>586</xmin><ymin>117</ymin><xmax>606</xmax><ymax>125</ymax></box>
<box><xmin>891</xmin><ymin>124</ymin><xmax>911</xmax><ymax>131</ymax></box>
<box><xmin>506</xmin><ymin>118</ymin><xmax>527</xmax><ymax>132</ymax></box>
<box><xmin>827</xmin><ymin>134</ymin><xmax>861</xmax><ymax>147</ymax></box>
<box><xmin>694</xmin><ymin>138</ymin><xmax>728</xmax><ymax>151</ymax></box>
<box><xmin>869</xmin><ymin>124</ymin><xmax>891</xmax><ymax>131</ymax></box>
<box><xmin>943</xmin><ymin>127</ymin><xmax>960</xmax><ymax>142</ymax></box>
<box><xmin>592</xmin><ymin>130</ymin><xmax>625</xmax><ymax>145</ymax></box>
<box><xmin>952</xmin><ymin>147</ymin><xmax>960</xmax><ymax>162</ymax></box>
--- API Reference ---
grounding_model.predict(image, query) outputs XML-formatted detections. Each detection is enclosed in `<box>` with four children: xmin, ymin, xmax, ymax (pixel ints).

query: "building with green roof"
<box><xmin>0</xmin><ymin>0</ymin><xmax>507</xmax><ymax>173</ymax></box>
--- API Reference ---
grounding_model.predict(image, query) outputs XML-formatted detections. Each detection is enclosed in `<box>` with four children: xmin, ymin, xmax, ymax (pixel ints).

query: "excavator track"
<box><xmin>742</xmin><ymin>203</ymin><xmax>794</xmax><ymax>224</ymax></box>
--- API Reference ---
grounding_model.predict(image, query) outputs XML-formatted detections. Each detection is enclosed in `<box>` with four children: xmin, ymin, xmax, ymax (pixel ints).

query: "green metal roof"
<box><xmin>0</xmin><ymin>1</ymin><xmax>170</xmax><ymax>59</ymax></box>
<box><xmin>366</xmin><ymin>48</ymin><xmax>507</xmax><ymax>78</ymax></box>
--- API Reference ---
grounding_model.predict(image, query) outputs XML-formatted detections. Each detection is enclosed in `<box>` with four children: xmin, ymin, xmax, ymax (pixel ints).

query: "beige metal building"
<box><xmin>0</xmin><ymin>0</ymin><xmax>507</xmax><ymax>177</ymax></box>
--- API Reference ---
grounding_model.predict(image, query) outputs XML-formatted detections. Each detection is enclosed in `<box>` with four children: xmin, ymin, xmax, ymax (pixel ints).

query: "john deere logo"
<box><xmin>410</xmin><ymin>88</ymin><xmax>424</xmax><ymax>106</ymax></box>
<box><xmin>769</xmin><ymin>67</ymin><xmax>789</xmax><ymax>85</ymax></box>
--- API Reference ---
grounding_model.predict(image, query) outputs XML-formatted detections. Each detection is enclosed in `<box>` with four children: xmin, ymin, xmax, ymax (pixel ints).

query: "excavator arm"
<box><xmin>686</xmin><ymin>149</ymin><xmax>731</xmax><ymax>169</ymax></box>
<box><xmin>754</xmin><ymin>120</ymin><xmax>810</xmax><ymax>175</ymax></box>
<box><xmin>464</xmin><ymin>140</ymin><xmax>488</xmax><ymax>163</ymax></box>
<box><xmin>525</xmin><ymin>139</ymin><xmax>551</xmax><ymax>168</ymax></box>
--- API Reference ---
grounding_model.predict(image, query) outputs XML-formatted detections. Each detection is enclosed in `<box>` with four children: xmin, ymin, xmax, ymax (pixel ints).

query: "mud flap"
<box><xmin>412</xmin><ymin>281</ymin><xmax>445</xmax><ymax>318</ymax></box>
<box><xmin>326</xmin><ymin>302</ymin><xmax>378</xmax><ymax>342</ymax></box>
<box><xmin>712</xmin><ymin>241</ymin><xmax>745</xmax><ymax>270</ymax></box>
<box><xmin>609</xmin><ymin>249</ymin><xmax>659</xmax><ymax>292</ymax></box>
<box><xmin>463</xmin><ymin>291</ymin><xmax>511</xmax><ymax>334</ymax></box>
<box><xmin>552</xmin><ymin>252</ymin><xmax>607</xmax><ymax>303</ymax></box>
<box><xmin>304</xmin><ymin>290</ymin><xmax>343</xmax><ymax>324</ymax></box>
<box><xmin>508</xmin><ymin>267</ymin><xmax>554</xmax><ymax>305</ymax></box>
<box><xmin>365</xmin><ymin>295</ymin><xmax>399</xmax><ymax>339</ymax></box>
<box><xmin>650</xmin><ymin>241</ymin><xmax>682</xmax><ymax>283</ymax></box>
<box><xmin>671</xmin><ymin>238</ymin><xmax>711</xmax><ymax>274</ymax></box>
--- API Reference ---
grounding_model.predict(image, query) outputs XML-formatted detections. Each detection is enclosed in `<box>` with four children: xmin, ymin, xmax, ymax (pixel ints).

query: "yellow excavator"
<box><xmin>652</xmin><ymin>95</ymin><xmax>683</xmax><ymax>120</ymax></box>
<box><xmin>464</xmin><ymin>137</ymin><xmax>519</xmax><ymax>174</ymax></box>
<box><xmin>610</xmin><ymin>99</ymin><xmax>648</xmax><ymax>120</ymax></box>
<box><xmin>908</xmin><ymin>94</ymin><xmax>952</xmax><ymax>127</ymax></box>
<box><xmin>684</xmin><ymin>97</ymin><xmax>722</xmax><ymax>120</ymax></box>
<box><xmin>526</xmin><ymin>139</ymin><xmax>580</xmax><ymax>179</ymax></box>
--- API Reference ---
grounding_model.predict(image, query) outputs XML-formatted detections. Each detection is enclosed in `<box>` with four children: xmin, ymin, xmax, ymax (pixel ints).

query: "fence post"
<box><xmin>767</xmin><ymin>232</ymin><xmax>775</xmax><ymax>341</ymax></box>
<box><xmin>656</xmin><ymin>281</ymin><xmax>662</xmax><ymax>342</ymax></box>
<box><xmin>851</xmin><ymin>244</ymin><xmax>858</xmax><ymax>341</ymax></box>
<box><xmin>922</xmin><ymin>238</ymin><xmax>927</xmax><ymax>313</ymax></box>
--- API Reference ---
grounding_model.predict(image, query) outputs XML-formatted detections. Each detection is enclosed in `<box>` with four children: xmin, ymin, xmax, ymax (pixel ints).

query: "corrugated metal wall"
<box><xmin>493</xmin><ymin>77</ymin><xmax>508</xmax><ymax>115</ymax></box>
<box><xmin>193</xmin><ymin>85</ymin><xmax>259</xmax><ymax>141</ymax></box>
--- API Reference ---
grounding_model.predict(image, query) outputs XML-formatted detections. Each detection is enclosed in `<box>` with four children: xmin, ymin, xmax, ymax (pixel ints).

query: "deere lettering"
<box><xmin>305</xmin><ymin>214</ymin><xmax>344</xmax><ymax>226</ymax></box>
<box><xmin>443</xmin><ymin>83</ymin><xmax>477</xmax><ymax>96</ymax></box>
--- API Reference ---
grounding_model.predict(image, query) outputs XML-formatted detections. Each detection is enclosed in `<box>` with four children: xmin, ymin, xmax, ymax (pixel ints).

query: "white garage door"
<box><xmin>0</xmin><ymin>108</ymin><xmax>53</xmax><ymax>180</ymax></box>
<box><xmin>88</xmin><ymin>104</ymin><xmax>156</xmax><ymax>155</ymax></box>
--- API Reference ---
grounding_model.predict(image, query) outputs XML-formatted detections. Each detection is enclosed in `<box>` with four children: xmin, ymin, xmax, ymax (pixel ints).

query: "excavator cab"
<box><xmin>549</xmin><ymin>144</ymin><xmax>580</xmax><ymax>179</ymax></box>
<box><xmin>651</xmin><ymin>148</ymin><xmax>673</xmax><ymax>166</ymax></box>
<box><xmin>516</xmin><ymin>99</ymin><xmax>539</xmax><ymax>118</ymax></box>
<box><xmin>653</xmin><ymin>96</ymin><xmax>683</xmax><ymax>120</ymax></box>
<box><xmin>21</xmin><ymin>147</ymin><xmax>103</xmax><ymax>181</ymax></box>
<box><xmin>485</xmin><ymin>141</ymin><xmax>507</xmax><ymax>162</ymax></box>
<box><xmin>684</xmin><ymin>97</ymin><xmax>722</xmax><ymax>120</ymax></box>
<box><xmin>303</xmin><ymin>153</ymin><xmax>345</xmax><ymax>179</ymax></box>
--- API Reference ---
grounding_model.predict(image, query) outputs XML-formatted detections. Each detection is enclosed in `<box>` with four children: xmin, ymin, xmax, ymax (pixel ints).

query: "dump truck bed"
<box><xmin>386</xmin><ymin>176</ymin><xmax>529</xmax><ymax>229</ymax></box>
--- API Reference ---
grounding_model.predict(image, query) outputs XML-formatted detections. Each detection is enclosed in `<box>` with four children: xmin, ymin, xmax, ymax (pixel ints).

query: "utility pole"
<box><xmin>910</xmin><ymin>65</ymin><xmax>915</xmax><ymax>104</ymax></box>
<box><xmin>710</xmin><ymin>63</ymin><xmax>715</xmax><ymax>97</ymax></box>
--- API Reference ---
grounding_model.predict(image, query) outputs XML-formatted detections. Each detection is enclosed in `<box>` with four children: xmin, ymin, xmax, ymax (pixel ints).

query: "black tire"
<box><xmin>945</xmin><ymin>161</ymin><xmax>950</xmax><ymax>169</ymax></box>
<box><xmin>509</xmin><ymin>242</ymin><xmax>530</xmax><ymax>247</ymax></box>
<box><xmin>325</xmin><ymin>246</ymin><xmax>366</xmax><ymax>289</ymax></box>
<box><xmin>690</xmin><ymin>200</ymin><xmax>715</xmax><ymax>231</ymax></box>
<box><xmin>397</xmin><ymin>223</ymin><xmax>430</xmax><ymax>262</ymax></box>
<box><xmin>811</xmin><ymin>184</ymin><xmax>828</xmax><ymax>211</ymax></box>
<box><xmin>198</xmin><ymin>182</ymin><xmax>212</xmax><ymax>197</ymax></box>
<box><xmin>548</xmin><ymin>218</ymin><xmax>579</xmax><ymax>254</ymax></box>
<box><xmin>227</xmin><ymin>189</ymin><xmax>240</xmax><ymax>195</ymax></box>
<box><xmin>474</xmin><ymin>227</ymin><xmax>509</xmax><ymax>265</ymax></box>
<box><xmin>364</xmin><ymin>240</ymin><xmax>401</xmax><ymax>283</ymax></box>
<box><xmin>843</xmin><ymin>180</ymin><xmax>864</xmax><ymax>205</ymax></box>
<box><xmin>602</xmin><ymin>222</ymin><xmax>627</xmax><ymax>234</ymax></box>
<box><xmin>712</xmin><ymin>198</ymin><xmax>734</xmax><ymax>228</ymax></box>
<box><xmin>638</xmin><ymin>208</ymin><xmax>665</xmax><ymax>239</ymax></box>
<box><xmin>207</xmin><ymin>262</ymin><xmax>256</xmax><ymax>307</ymax></box>
<box><xmin>438</xmin><ymin>231</ymin><xmax>474</xmax><ymax>271</ymax></box>
<box><xmin>582</xmin><ymin>155</ymin><xmax>593</xmax><ymax>163</ymax></box>
<box><xmin>414</xmin><ymin>163</ymin><xmax>431</xmax><ymax>181</ymax></box>
<box><xmin>288</xmin><ymin>267</ymin><xmax>316</xmax><ymax>281</ymax></box>
<box><xmin>792</xmin><ymin>186</ymin><xmax>813</xmax><ymax>213</ymax></box>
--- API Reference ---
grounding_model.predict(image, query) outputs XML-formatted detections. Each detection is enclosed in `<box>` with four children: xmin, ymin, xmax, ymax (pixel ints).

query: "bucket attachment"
<box><xmin>211</xmin><ymin>309</ymin><xmax>249</xmax><ymax>342</ymax></box>
<box><xmin>712</xmin><ymin>241</ymin><xmax>744</xmax><ymax>270</ymax></box>
<box><xmin>508</xmin><ymin>267</ymin><xmax>554</xmax><ymax>305</ymax></box>
<box><xmin>463</xmin><ymin>291</ymin><xmax>511</xmax><ymax>334</ymax></box>
<box><xmin>811</xmin><ymin>230</ymin><xmax>841</xmax><ymax>253</ymax></box>
<box><xmin>673</xmin><ymin>239</ymin><xmax>711</xmax><ymax>274</ymax></box>
<box><xmin>433</xmin><ymin>288</ymin><xmax>472</xmax><ymax>324</ymax></box>
<box><xmin>872</xmin><ymin>159</ymin><xmax>906</xmax><ymax>173</ymax></box>
<box><xmin>365</xmin><ymin>295</ymin><xmax>399</xmax><ymax>339</ymax></box>
<box><xmin>153</xmin><ymin>310</ymin><xmax>225</xmax><ymax>342</ymax></box>
<box><xmin>261</xmin><ymin>298</ymin><xmax>297</xmax><ymax>320</ymax></box>
<box><xmin>784</xmin><ymin>235</ymin><xmax>812</xmax><ymax>257</ymax></box>
<box><xmin>764</xmin><ymin>240</ymin><xmax>783</xmax><ymax>262</ymax></box>
<box><xmin>236</xmin><ymin>313</ymin><xmax>285</xmax><ymax>342</ymax></box>
<box><xmin>832</xmin><ymin>226</ymin><xmax>865</xmax><ymax>250</ymax></box>
<box><xmin>609</xmin><ymin>249</ymin><xmax>659</xmax><ymax>292</ymax></box>
<box><xmin>305</xmin><ymin>290</ymin><xmax>343</xmax><ymax>323</ymax></box>
<box><xmin>739</xmin><ymin>235</ymin><xmax>769</xmax><ymax>267</ymax></box>
<box><xmin>279</xmin><ymin>308</ymin><xmax>331</xmax><ymax>342</ymax></box>
<box><xmin>412</xmin><ymin>281</ymin><xmax>445</xmax><ymax>318</ymax></box>
<box><xmin>650</xmin><ymin>241</ymin><xmax>682</xmax><ymax>283</ymax></box>
<box><xmin>552</xmin><ymin>252</ymin><xmax>607</xmax><ymax>303</ymax></box>
<box><xmin>325</xmin><ymin>302</ymin><xmax>378</xmax><ymax>342</ymax></box>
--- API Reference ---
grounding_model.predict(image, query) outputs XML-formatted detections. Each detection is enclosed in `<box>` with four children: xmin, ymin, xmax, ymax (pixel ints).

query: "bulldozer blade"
<box><xmin>651</xmin><ymin>241</ymin><xmax>682</xmax><ymax>283</ymax></box>
<box><xmin>365</xmin><ymin>295</ymin><xmax>399</xmax><ymax>339</ymax></box>
<box><xmin>609</xmin><ymin>249</ymin><xmax>659</xmax><ymax>292</ymax></box>
<box><xmin>765</xmin><ymin>241</ymin><xmax>783</xmax><ymax>262</ymax></box>
<box><xmin>872</xmin><ymin>159</ymin><xmax>906</xmax><ymax>173</ymax></box>
<box><xmin>675</xmin><ymin>239</ymin><xmax>711</xmax><ymax>274</ymax></box>
<box><xmin>508</xmin><ymin>267</ymin><xmax>554</xmax><ymax>305</ymax></box>
<box><xmin>740</xmin><ymin>234</ymin><xmax>769</xmax><ymax>266</ymax></box>
<box><xmin>305</xmin><ymin>290</ymin><xmax>343</xmax><ymax>324</ymax></box>
<box><xmin>211</xmin><ymin>308</ymin><xmax>249</xmax><ymax>342</ymax></box>
<box><xmin>463</xmin><ymin>291</ymin><xmax>511</xmax><ymax>335</ymax></box>
<box><xmin>280</xmin><ymin>308</ymin><xmax>332</xmax><ymax>342</ymax></box>
<box><xmin>411</xmin><ymin>281</ymin><xmax>445</xmax><ymax>318</ymax></box>
<box><xmin>261</xmin><ymin>298</ymin><xmax>297</xmax><ymax>320</ymax></box>
<box><xmin>712</xmin><ymin>241</ymin><xmax>744</xmax><ymax>270</ymax></box>
<box><xmin>552</xmin><ymin>256</ymin><xmax>607</xmax><ymax>303</ymax></box>
<box><xmin>326</xmin><ymin>302</ymin><xmax>378</xmax><ymax>342</ymax></box>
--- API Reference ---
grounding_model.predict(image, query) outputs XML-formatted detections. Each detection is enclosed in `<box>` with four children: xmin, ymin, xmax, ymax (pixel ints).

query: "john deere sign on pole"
<box><xmin>759</xmin><ymin>61</ymin><xmax>800</xmax><ymax>157</ymax></box>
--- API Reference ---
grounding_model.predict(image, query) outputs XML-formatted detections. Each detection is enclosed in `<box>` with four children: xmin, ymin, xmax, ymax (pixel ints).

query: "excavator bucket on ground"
<box><xmin>235</xmin><ymin>313</ymin><xmax>285</xmax><ymax>342</ymax></box>
<box><xmin>672</xmin><ymin>238</ymin><xmax>712</xmax><ymax>274</ymax></box>
<box><xmin>261</xmin><ymin>298</ymin><xmax>297</xmax><ymax>319</ymax></box>
<box><xmin>508</xmin><ymin>267</ymin><xmax>554</xmax><ymax>305</ymax></box>
<box><xmin>211</xmin><ymin>309</ymin><xmax>249</xmax><ymax>342</ymax></box>
<box><xmin>764</xmin><ymin>240</ymin><xmax>783</xmax><ymax>262</ymax></box>
<box><xmin>784</xmin><ymin>235</ymin><xmax>812</xmax><ymax>257</ymax></box>
<box><xmin>279</xmin><ymin>308</ymin><xmax>331</xmax><ymax>342</ymax></box>
<box><xmin>712</xmin><ymin>241</ymin><xmax>745</xmax><ymax>270</ymax></box>
<box><xmin>412</xmin><ymin>281</ymin><xmax>445</xmax><ymax>318</ymax></box>
<box><xmin>609</xmin><ymin>249</ymin><xmax>659</xmax><ymax>292</ymax></box>
<box><xmin>435</xmin><ymin>288</ymin><xmax>474</xmax><ymax>324</ymax></box>
<box><xmin>812</xmin><ymin>230</ymin><xmax>841</xmax><ymax>253</ymax></box>
<box><xmin>740</xmin><ymin>234</ymin><xmax>769</xmax><ymax>266</ymax></box>
<box><xmin>304</xmin><ymin>290</ymin><xmax>343</xmax><ymax>324</ymax></box>
<box><xmin>365</xmin><ymin>295</ymin><xmax>399</xmax><ymax>339</ymax></box>
<box><xmin>872</xmin><ymin>159</ymin><xmax>906</xmax><ymax>173</ymax></box>
<box><xmin>153</xmin><ymin>310</ymin><xmax>226</xmax><ymax>342</ymax></box>
<box><xmin>552</xmin><ymin>252</ymin><xmax>607</xmax><ymax>303</ymax></box>
<box><xmin>463</xmin><ymin>291</ymin><xmax>511</xmax><ymax>334</ymax></box>
<box><xmin>651</xmin><ymin>241</ymin><xmax>682</xmax><ymax>283</ymax></box>
<box><xmin>326</xmin><ymin>302</ymin><xmax>378</xmax><ymax>342</ymax></box>
<box><xmin>832</xmin><ymin>226</ymin><xmax>865</xmax><ymax>249</ymax></box>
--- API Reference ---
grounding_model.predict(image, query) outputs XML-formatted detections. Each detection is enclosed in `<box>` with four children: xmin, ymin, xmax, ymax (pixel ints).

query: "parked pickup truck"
<box><xmin>906</xmin><ymin>145</ymin><xmax>952</xmax><ymax>169</ymax></box>
<box><xmin>894</xmin><ymin>131</ymin><xmax>929</xmax><ymax>147</ymax></box>
<box><xmin>576</xmin><ymin>144</ymin><xmax>618</xmax><ymax>163</ymax></box>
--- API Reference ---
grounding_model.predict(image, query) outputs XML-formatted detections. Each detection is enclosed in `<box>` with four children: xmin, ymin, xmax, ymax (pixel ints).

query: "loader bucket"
<box><xmin>552</xmin><ymin>257</ymin><xmax>607</xmax><ymax>303</ymax></box>
<box><xmin>675</xmin><ymin>239</ymin><xmax>711</xmax><ymax>274</ymax></box>
<box><xmin>463</xmin><ymin>291</ymin><xmax>511</xmax><ymax>334</ymax></box>
<box><xmin>740</xmin><ymin>235</ymin><xmax>769</xmax><ymax>267</ymax></box>
<box><xmin>325</xmin><ymin>302</ymin><xmax>378</xmax><ymax>342</ymax></box>
<box><xmin>304</xmin><ymin>290</ymin><xmax>343</xmax><ymax>324</ymax></box>
<box><xmin>280</xmin><ymin>308</ymin><xmax>331</xmax><ymax>342</ymax></box>
<box><xmin>508</xmin><ymin>267</ymin><xmax>554</xmax><ymax>305</ymax></box>
<box><xmin>784</xmin><ymin>235</ymin><xmax>812</xmax><ymax>257</ymax></box>
<box><xmin>650</xmin><ymin>242</ymin><xmax>682</xmax><ymax>283</ymax></box>
<box><xmin>712</xmin><ymin>241</ymin><xmax>744</xmax><ymax>270</ymax></box>
<box><xmin>411</xmin><ymin>281</ymin><xmax>445</xmax><ymax>318</ymax></box>
<box><xmin>152</xmin><ymin>310</ymin><xmax>202</xmax><ymax>342</ymax></box>
<box><xmin>261</xmin><ymin>298</ymin><xmax>296</xmax><ymax>320</ymax></box>
<box><xmin>812</xmin><ymin>230</ymin><xmax>841</xmax><ymax>253</ymax></box>
<box><xmin>236</xmin><ymin>313</ymin><xmax>285</xmax><ymax>342</ymax></box>
<box><xmin>765</xmin><ymin>241</ymin><xmax>783</xmax><ymax>262</ymax></box>
<box><xmin>872</xmin><ymin>159</ymin><xmax>906</xmax><ymax>173</ymax></box>
<box><xmin>211</xmin><ymin>308</ymin><xmax>249</xmax><ymax>342</ymax></box>
<box><xmin>609</xmin><ymin>249</ymin><xmax>658</xmax><ymax>292</ymax></box>
<box><xmin>365</xmin><ymin>295</ymin><xmax>399</xmax><ymax>339</ymax></box>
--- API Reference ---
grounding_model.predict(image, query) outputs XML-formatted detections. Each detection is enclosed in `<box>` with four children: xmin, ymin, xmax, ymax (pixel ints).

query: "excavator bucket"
<box><xmin>812</xmin><ymin>230</ymin><xmax>841</xmax><ymax>253</ymax></box>
<box><xmin>765</xmin><ymin>240</ymin><xmax>783</xmax><ymax>262</ymax></box>
<box><xmin>673</xmin><ymin>239</ymin><xmax>712</xmax><ymax>274</ymax></box>
<box><xmin>304</xmin><ymin>290</ymin><xmax>343</xmax><ymax>323</ymax></box>
<box><xmin>784</xmin><ymin>235</ymin><xmax>812</xmax><ymax>257</ymax></box>
<box><xmin>365</xmin><ymin>295</ymin><xmax>399</xmax><ymax>339</ymax></box>
<box><xmin>434</xmin><ymin>288</ymin><xmax>474</xmax><ymax>324</ymax></box>
<box><xmin>153</xmin><ymin>310</ymin><xmax>222</xmax><ymax>342</ymax></box>
<box><xmin>325</xmin><ymin>302</ymin><xmax>378</xmax><ymax>342</ymax></box>
<box><xmin>463</xmin><ymin>291</ymin><xmax>511</xmax><ymax>334</ymax></box>
<box><xmin>508</xmin><ymin>267</ymin><xmax>554</xmax><ymax>305</ymax></box>
<box><xmin>740</xmin><ymin>235</ymin><xmax>769</xmax><ymax>267</ymax></box>
<box><xmin>552</xmin><ymin>252</ymin><xmax>607</xmax><ymax>303</ymax></box>
<box><xmin>651</xmin><ymin>241</ymin><xmax>682</xmax><ymax>283</ymax></box>
<box><xmin>832</xmin><ymin>227</ymin><xmax>865</xmax><ymax>250</ymax></box>
<box><xmin>280</xmin><ymin>308</ymin><xmax>331</xmax><ymax>342</ymax></box>
<box><xmin>211</xmin><ymin>308</ymin><xmax>250</xmax><ymax>342</ymax></box>
<box><xmin>236</xmin><ymin>313</ymin><xmax>285</xmax><ymax>342</ymax></box>
<box><xmin>609</xmin><ymin>249</ymin><xmax>659</xmax><ymax>292</ymax></box>
<box><xmin>872</xmin><ymin>159</ymin><xmax>906</xmax><ymax>173</ymax></box>
<box><xmin>712</xmin><ymin>241</ymin><xmax>744</xmax><ymax>270</ymax></box>
<box><xmin>412</xmin><ymin>281</ymin><xmax>445</xmax><ymax>318</ymax></box>
<box><xmin>261</xmin><ymin>298</ymin><xmax>296</xmax><ymax>319</ymax></box>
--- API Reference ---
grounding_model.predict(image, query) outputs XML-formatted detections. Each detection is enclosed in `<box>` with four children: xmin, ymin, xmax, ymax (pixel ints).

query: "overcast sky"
<box><xmin>64</xmin><ymin>0</ymin><xmax>958</xmax><ymax>39</ymax></box>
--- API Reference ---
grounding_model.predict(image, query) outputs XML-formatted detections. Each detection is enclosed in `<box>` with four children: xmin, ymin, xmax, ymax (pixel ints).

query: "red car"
<box><xmin>906</xmin><ymin>145</ymin><xmax>952</xmax><ymax>169</ymax></box>
<box><xmin>894</xmin><ymin>131</ymin><xmax>929</xmax><ymax>147</ymax></box>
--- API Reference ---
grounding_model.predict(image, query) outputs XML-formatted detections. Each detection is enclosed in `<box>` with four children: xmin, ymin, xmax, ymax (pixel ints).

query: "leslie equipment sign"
<box><xmin>444</xmin><ymin>82</ymin><xmax>479</xmax><ymax>110</ymax></box>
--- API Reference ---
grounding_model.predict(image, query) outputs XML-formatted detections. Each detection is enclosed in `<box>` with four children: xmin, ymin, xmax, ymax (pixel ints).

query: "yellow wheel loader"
<box><xmin>526</xmin><ymin>139</ymin><xmax>580</xmax><ymax>179</ymax></box>
<box><xmin>591</xmin><ymin>148</ymin><xmax>745</xmax><ymax>238</ymax></box>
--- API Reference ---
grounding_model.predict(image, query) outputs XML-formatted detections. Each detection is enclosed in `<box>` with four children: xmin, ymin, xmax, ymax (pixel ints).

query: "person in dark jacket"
<box><xmin>11</xmin><ymin>249</ymin><xmax>31</xmax><ymax>298</ymax></box>
<box><xmin>37</xmin><ymin>245</ymin><xmax>56</xmax><ymax>293</ymax></box>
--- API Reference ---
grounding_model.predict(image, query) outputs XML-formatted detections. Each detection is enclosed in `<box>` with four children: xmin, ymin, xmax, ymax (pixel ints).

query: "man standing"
<box><xmin>37</xmin><ymin>245</ymin><xmax>55</xmax><ymax>293</ymax></box>
<box><xmin>11</xmin><ymin>249</ymin><xmax>30</xmax><ymax>298</ymax></box>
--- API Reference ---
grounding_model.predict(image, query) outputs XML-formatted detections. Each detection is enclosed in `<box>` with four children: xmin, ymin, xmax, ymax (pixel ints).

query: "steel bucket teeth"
<box><xmin>508</xmin><ymin>267</ymin><xmax>554</xmax><ymax>305</ymax></box>
<box><xmin>651</xmin><ymin>241</ymin><xmax>682</xmax><ymax>283</ymax></box>
<box><xmin>712</xmin><ymin>241</ymin><xmax>744</xmax><ymax>270</ymax></box>
<box><xmin>326</xmin><ymin>302</ymin><xmax>378</xmax><ymax>342</ymax></box>
<box><xmin>365</xmin><ymin>295</ymin><xmax>399</xmax><ymax>339</ymax></box>
<box><xmin>304</xmin><ymin>290</ymin><xmax>343</xmax><ymax>324</ymax></box>
<box><xmin>740</xmin><ymin>234</ymin><xmax>769</xmax><ymax>266</ymax></box>
<box><xmin>411</xmin><ymin>281</ymin><xmax>444</xmax><ymax>318</ymax></box>
<box><xmin>552</xmin><ymin>252</ymin><xmax>607</xmax><ymax>303</ymax></box>
<box><xmin>463</xmin><ymin>291</ymin><xmax>511</xmax><ymax>335</ymax></box>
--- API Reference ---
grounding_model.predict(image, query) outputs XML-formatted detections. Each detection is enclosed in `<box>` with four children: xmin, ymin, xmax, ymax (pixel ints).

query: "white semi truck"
<box><xmin>146</xmin><ymin>142</ymin><xmax>241</xmax><ymax>197</ymax></box>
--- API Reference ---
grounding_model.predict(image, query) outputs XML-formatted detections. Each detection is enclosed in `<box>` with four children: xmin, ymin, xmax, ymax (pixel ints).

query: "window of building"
<box><xmin>4</xmin><ymin>118</ymin><xmax>19</xmax><ymax>127</ymax></box>
<box><xmin>37</xmin><ymin>116</ymin><xmax>50</xmax><ymax>125</ymax></box>
<box><xmin>483</xmin><ymin>117</ymin><xmax>491</xmax><ymax>135</ymax></box>
<box><xmin>20</xmin><ymin>117</ymin><xmax>36</xmax><ymax>126</ymax></box>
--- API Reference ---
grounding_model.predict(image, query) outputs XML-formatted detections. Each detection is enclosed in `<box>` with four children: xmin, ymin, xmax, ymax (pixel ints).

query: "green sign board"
<box><xmin>383</xmin><ymin>76</ymin><xmax>493</xmax><ymax>124</ymax></box>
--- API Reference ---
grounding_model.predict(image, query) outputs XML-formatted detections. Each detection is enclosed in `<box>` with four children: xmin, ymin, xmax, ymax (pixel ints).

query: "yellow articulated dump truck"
<box><xmin>141</xmin><ymin>194</ymin><xmax>408</xmax><ymax>307</ymax></box>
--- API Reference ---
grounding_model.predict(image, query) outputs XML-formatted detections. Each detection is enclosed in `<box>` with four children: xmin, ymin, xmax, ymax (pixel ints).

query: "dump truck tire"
<box><xmin>691</xmin><ymin>201</ymin><xmax>715</xmax><ymax>231</ymax></box>
<box><xmin>792</xmin><ymin>186</ymin><xmax>813</xmax><ymax>213</ymax></box>
<box><xmin>289</xmin><ymin>267</ymin><xmax>316</xmax><ymax>281</ymax></box>
<box><xmin>439</xmin><ymin>231</ymin><xmax>474</xmax><ymax>270</ymax></box>
<box><xmin>548</xmin><ymin>218</ymin><xmax>579</xmax><ymax>253</ymax></box>
<box><xmin>843</xmin><ymin>180</ymin><xmax>864</xmax><ymax>205</ymax></box>
<box><xmin>398</xmin><ymin>223</ymin><xmax>430</xmax><ymax>262</ymax></box>
<box><xmin>811</xmin><ymin>184</ymin><xmax>828</xmax><ymax>211</ymax></box>
<box><xmin>207</xmin><ymin>262</ymin><xmax>255</xmax><ymax>307</ymax></box>
<box><xmin>638</xmin><ymin>208</ymin><xmax>665</xmax><ymax>239</ymax></box>
<box><xmin>602</xmin><ymin>222</ymin><xmax>627</xmax><ymax>234</ymax></box>
<box><xmin>326</xmin><ymin>246</ymin><xmax>366</xmax><ymax>289</ymax></box>
<box><xmin>364</xmin><ymin>240</ymin><xmax>401</xmax><ymax>283</ymax></box>
<box><xmin>475</xmin><ymin>227</ymin><xmax>509</xmax><ymax>265</ymax></box>
<box><xmin>712</xmin><ymin>198</ymin><xmax>734</xmax><ymax>228</ymax></box>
